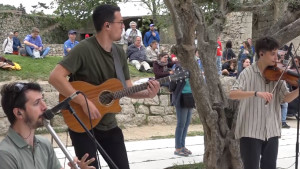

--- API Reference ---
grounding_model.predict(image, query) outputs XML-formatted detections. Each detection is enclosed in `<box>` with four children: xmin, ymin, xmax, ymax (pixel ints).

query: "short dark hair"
<box><xmin>159</xmin><ymin>52</ymin><xmax>168</xmax><ymax>59</ymax></box>
<box><xmin>150</xmin><ymin>40</ymin><xmax>157</xmax><ymax>47</ymax></box>
<box><xmin>226</xmin><ymin>40</ymin><xmax>232</xmax><ymax>48</ymax></box>
<box><xmin>255</xmin><ymin>36</ymin><xmax>279</xmax><ymax>59</ymax></box>
<box><xmin>1</xmin><ymin>82</ymin><xmax>42</xmax><ymax>126</ymax></box>
<box><xmin>92</xmin><ymin>4</ymin><xmax>120</xmax><ymax>32</ymax></box>
<box><xmin>13</xmin><ymin>31</ymin><xmax>19</xmax><ymax>34</ymax></box>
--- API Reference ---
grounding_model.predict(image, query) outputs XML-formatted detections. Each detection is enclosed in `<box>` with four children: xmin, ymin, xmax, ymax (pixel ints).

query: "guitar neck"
<box><xmin>114</xmin><ymin>76</ymin><xmax>171</xmax><ymax>99</ymax></box>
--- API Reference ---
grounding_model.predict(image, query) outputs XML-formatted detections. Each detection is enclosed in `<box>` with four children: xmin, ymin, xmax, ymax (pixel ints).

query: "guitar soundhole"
<box><xmin>99</xmin><ymin>91</ymin><xmax>114</xmax><ymax>106</ymax></box>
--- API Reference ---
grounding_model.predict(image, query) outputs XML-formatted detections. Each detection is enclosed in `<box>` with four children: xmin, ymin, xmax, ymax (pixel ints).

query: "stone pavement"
<box><xmin>54</xmin><ymin>128</ymin><xmax>300</xmax><ymax>169</ymax></box>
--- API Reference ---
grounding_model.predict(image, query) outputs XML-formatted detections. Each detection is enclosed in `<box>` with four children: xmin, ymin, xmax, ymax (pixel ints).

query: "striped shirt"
<box><xmin>232</xmin><ymin>62</ymin><xmax>289</xmax><ymax>140</ymax></box>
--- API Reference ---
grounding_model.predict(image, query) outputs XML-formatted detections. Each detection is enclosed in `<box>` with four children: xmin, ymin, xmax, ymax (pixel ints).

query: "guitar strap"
<box><xmin>112</xmin><ymin>44</ymin><xmax>127</xmax><ymax>88</ymax></box>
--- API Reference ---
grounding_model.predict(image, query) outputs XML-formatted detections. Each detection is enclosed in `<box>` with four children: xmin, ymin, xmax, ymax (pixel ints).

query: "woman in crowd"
<box><xmin>237</xmin><ymin>58</ymin><xmax>251</xmax><ymax>78</ymax></box>
<box><xmin>169</xmin><ymin>63</ymin><xmax>194</xmax><ymax>157</ymax></box>
<box><xmin>153</xmin><ymin>52</ymin><xmax>174</xmax><ymax>81</ymax></box>
<box><xmin>237</xmin><ymin>41</ymin><xmax>253</xmax><ymax>75</ymax></box>
<box><xmin>222</xmin><ymin>40</ymin><xmax>236</xmax><ymax>62</ymax></box>
<box><xmin>222</xmin><ymin>59</ymin><xmax>237</xmax><ymax>76</ymax></box>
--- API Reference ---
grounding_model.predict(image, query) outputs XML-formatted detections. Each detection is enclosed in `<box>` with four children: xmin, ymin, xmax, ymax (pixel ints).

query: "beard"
<box><xmin>23</xmin><ymin>111</ymin><xmax>44</xmax><ymax>129</ymax></box>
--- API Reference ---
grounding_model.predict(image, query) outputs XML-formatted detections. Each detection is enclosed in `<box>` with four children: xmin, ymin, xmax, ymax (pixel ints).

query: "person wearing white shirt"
<box><xmin>2</xmin><ymin>32</ymin><xmax>14</xmax><ymax>54</ymax></box>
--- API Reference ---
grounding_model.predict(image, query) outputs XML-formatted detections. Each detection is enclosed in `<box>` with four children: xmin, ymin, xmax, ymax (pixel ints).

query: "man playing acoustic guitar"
<box><xmin>49</xmin><ymin>4</ymin><xmax>160</xmax><ymax>169</ymax></box>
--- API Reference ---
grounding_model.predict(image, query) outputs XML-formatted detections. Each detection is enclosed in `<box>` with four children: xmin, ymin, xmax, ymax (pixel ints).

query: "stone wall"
<box><xmin>221</xmin><ymin>12</ymin><xmax>253</xmax><ymax>54</ymax></box>
<box><xmin>0</xmin><ymin>81</ymin><xmax>204</xmax><ymax>135</ymax></box>
<box><xmin>0</xmin><ymin>12</ymin><xmax>67</xmax><ymax>48</ymax></box>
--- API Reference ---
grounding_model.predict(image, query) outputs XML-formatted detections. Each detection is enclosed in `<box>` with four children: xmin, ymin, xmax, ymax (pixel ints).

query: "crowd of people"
<box><xmin>0</xmin><ymin>3</ymin><xmax>299</xmax><ymax>169</ymax></box>
<box><xmin>2</xmin><ymin>28</ymin><xmax>51</xmax><ymax>58</ymax></box>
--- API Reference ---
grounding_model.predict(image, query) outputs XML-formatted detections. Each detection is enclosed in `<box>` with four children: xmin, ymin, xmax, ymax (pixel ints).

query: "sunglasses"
<box><xmin>13</xmin><ymin>83</ymin><xmax>27</xmax><ymax>107</ymax></box>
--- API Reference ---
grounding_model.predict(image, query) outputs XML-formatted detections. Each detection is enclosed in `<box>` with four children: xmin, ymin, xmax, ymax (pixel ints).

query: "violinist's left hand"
<box><xmin>257</xmin><ymin>91</ymin><xmax>273</xmax><ymax>102</ymax></box>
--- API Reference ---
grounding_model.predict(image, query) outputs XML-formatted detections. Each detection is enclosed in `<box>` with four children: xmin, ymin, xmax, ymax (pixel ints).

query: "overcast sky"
<box><xmin>1</xmin><ymin>0</ymin><xmax>150</xmax><ymax>16</ymax></box>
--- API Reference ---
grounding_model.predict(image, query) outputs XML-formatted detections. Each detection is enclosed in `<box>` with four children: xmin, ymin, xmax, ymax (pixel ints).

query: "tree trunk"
<box><xmin>164</xmin><ymin>1</ymin><xmax>242</xmax><ymax>168</ymax></box>
<box><xmin>164</xmin><ymin>0</ymin><xmax>300</xmax><ymax>168</ymax></box>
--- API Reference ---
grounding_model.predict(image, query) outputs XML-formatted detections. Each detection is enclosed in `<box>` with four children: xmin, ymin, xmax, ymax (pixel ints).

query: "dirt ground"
<box><xmin>1</xmin><ymin>117</ymin><xmax>298</xmax><ymax>148</ymax></box>
<box><xmin>0</xmin><ymin>124</ymin><xmax>203</xmax><ymax>147</ymax></box>
<box><xmin>44</xmin><ymin>124</ymin><xmax>203</xmax><ymax>147</ymax></box>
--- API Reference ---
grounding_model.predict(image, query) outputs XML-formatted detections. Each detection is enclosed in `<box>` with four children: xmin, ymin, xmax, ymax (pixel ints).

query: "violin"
<box><xmin>263</xmin><ymin>63</ymin><xmax>299</xmax><ymax>87</ymax></box>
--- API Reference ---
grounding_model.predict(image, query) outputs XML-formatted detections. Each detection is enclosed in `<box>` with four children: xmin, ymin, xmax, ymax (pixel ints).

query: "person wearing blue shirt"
<box><xmin>24</xmin><ymin>27</ymin><xmax>50</xmax><ymax>59</ymax></box>
<box><xmin>12</xmin><ymin>31</ymin><xmax>22</xmax><ymax>55</ymax></box>
<box><xmin>64</xmin><ymin>30</ymin><xmax>79</xmax><ymax>57</ymax></box>
<box><xmin>143</xmin><ymin>24</ymin><xmax>160</xmax><ymax>47</ymax></box>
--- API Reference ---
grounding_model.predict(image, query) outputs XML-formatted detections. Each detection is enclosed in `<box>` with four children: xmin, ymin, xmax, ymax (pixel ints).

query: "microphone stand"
<box><xmin>43</xmin><ymin>119</ymin><xmax>79</xmax><ymax>169</ymax></box>
<box><xmin>287</xmin><ymin>43</ymin><xmax>300</xmax><ymax>169</ymax></box>
<box><xmin>65</xmin><ymin>105</ymin><xmax>119</xmax><ymax>169</ymax></box>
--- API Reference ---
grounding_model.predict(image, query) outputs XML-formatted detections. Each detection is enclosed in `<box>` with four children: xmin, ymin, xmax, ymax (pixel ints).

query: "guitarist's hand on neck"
<box><xmin>146</xmin><ymin>80</ymin><xmax>160</xmax><ymax>98</ymax></box>
<box><xmin>126</xmin><ymin>79</ymin><xmax>160</xmax><ymax>99</ymax></box>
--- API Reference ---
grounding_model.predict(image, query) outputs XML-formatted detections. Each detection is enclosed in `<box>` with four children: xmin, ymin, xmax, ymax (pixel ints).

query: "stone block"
<box><xmin>40</xmin><ymin>81</ymin><xmax>56</xmax><ymax>92</ymax></box>
<box><xmin>147</xmin><ymin>116</ymin><xmax>164</xmax><ymax>125</ymax></box>
<box><xmin>159</xmin><ymin>95</ymin><xmax>169</xmax><ymax>106</ymax></box>
<box><xmin>121</xmin><ymin>104</ymin><xmax>136</xmax><ymax>115</ymax></box>
<box><xmin>132</xmin><ymin>114</ymin><xmax>147</xmax><ymax>126</ymax></box>
<box><xmin>44</xmin><ymin>92</ymin><xmax>59</xmax><ymax>108</ymax></box>
<box><xmin>52</xmin><ymin>115</ymin><xmax>67</xmax><ymax>128</ymax></box>
<box><xmin>0</xmin><ymin>109</ymin><xmax>6</xmax><ymax>118</ymax></box>
<box><xmin>165</xmin><ymin>106</ymin><xmax>174</xmax><ymax>115</ymax></box>
<box><xmin>150</xmin><ymin>106</ymin><xmax>165</xmax><ymax>115</ymax></box>
<box><xmin>163</xmin><ymin>115</ymin><xmax>177</xmax><ymax>125</ymax></box>
<box><xmin>131</xmin><ymin>99</ymin><xmax>144</xmax><ymax>104</ymax></box>
<box><xmin>144</xmin><ymin>96</ymin><xmax>159</xmax><ymax>105</ymax></box>
<box><xmin>120</xmin><ymin>97</ymin><xmax>132</xmax><ymax>105</ymax></box>
<box><xmin>0</xmin><ymin>118</ymin><xmax>9</xmax><ymax>135</ymax></box>
<box><xmin>116</xmin><ymin>114</ymin><xmax>133</xmax><ymax>124</ymax></box>
<box><xmin>220</xmin><ymin>76</ymin><xmax>237</xmax><ymax>97</ymax></box>
<box><xmin>137</xmin><ymin>105</ymin><xmax>149</xmax><ymax>114</ymax></box>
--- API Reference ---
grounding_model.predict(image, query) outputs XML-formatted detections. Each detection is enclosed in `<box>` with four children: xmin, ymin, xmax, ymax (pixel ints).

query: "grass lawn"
<box><xmin>0</xmin><ymin>55</ymin><xmax>154</xmax><ymax>81</ymax></box>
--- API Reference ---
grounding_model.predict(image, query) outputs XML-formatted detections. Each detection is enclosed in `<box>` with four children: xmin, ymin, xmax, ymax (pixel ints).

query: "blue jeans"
<box><xmin>175</xmin><ymin>104</ymin><xmax>193</xmax><ymax>149</ymax></box>
<box><xmin>25</xmin><ymin>45</ymin><xmax>50</xmax><ymax>58</ymax></box>
<box><xmin>281</xmin><ymin>102</ymin><xmax>288</xmax><ymax>122</ymax></box>
<box><xmin>216</xmin><ymin>56</ymin><xmax>222</xmax><ymax>75</ymax></box>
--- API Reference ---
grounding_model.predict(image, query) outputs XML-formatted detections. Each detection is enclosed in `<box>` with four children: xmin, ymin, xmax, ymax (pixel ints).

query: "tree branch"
<box><xmin>231</xmin><ymin>0</ymin><xmax>273</xmax><ymax>12</ymax></box>
<box><xmin>272</xmin><ymin>18</ymin><xmax>300</xmax><ymax>46</ymax></box>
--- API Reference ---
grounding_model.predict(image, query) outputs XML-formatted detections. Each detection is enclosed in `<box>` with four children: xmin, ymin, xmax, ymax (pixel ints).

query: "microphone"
<box><xmin>43</xmin><ymin>91</ymin><xmax>80</xmax><ymax>120</ymax></box>
<box><xmin>283</xmin><ymin>43</ymin><xmax>293</xmax><ymax>66</ymax></box>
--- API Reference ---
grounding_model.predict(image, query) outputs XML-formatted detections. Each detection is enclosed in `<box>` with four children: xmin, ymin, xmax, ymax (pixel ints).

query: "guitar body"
<box><xmin>59</xmin><ymin>79</ymin><xmax>123</xmax><ymax>133</ymax></box>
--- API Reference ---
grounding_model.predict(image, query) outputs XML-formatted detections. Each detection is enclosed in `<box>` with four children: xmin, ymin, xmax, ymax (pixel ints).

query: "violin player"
<box><xmin>229</xmin><ymin>36</ymin><xmax>299</xmax><ymax>169</ymax></box>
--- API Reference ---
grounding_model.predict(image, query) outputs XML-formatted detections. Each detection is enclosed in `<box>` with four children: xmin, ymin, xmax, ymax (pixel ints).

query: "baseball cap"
<box><xmin>149</xmin><ymin>24</ymin><xmax>154</xmax><ymax>27</ymax></box>
<box><xmin>68</xmin><ymin>30</ymin><xmax>77</xmax><ymax>34</ymax></box>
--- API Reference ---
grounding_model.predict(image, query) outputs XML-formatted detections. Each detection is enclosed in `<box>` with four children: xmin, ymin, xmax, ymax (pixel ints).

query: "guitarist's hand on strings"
<box><xmin>80</xmin><ymin>99</ymin><xmax>101</xmax><ymax>120</ymax></box>
<box><xmin>147</xmin><ymin>80</ymin><xmax>160</xmax><ymax>98</ymax></box>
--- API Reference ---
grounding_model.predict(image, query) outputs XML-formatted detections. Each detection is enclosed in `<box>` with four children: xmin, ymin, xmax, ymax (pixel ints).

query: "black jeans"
<box><xmin>240</xmin><ymin>137</ymin><xmax>278</xmax><ymax>169</ymax></box>
<box><xmin>69</xmin><ymin>127</ymin><xmax>130</xmax><ymax>169</ymax></box>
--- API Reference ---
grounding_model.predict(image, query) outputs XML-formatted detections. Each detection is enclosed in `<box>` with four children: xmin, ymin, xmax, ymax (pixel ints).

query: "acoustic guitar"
<box><xmin>59</xmin><ymin>70</ymin><xmax>189</xmax><ymax>133</ymax></box>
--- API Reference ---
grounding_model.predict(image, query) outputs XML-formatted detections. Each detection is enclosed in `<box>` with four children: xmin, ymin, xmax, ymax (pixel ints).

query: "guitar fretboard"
<box><xmin>113</xmin><ymin>76</ymin><xmax>174</xmax><ymax>99</ymax></box>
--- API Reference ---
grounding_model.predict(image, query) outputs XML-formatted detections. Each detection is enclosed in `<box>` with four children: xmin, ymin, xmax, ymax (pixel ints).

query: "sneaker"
<box><xmin>282</xmin><ymin>122</ymin><xmax>290</xmax><ymax>129</ymax></box>
<box><xmin>146</xmin><ymin>69</ymin><xmax>153</xmax><ymax>73</ymax></box>
<box><xmin>174</xmin><ymin>149</ymin><xmax>189</xmax><ymax>157</ymax></box>
<box><xmin>139</xmin><ymin>65</ymin><xmax>145</xmax><ymax>72</ymax></box>
<box><xmin>182</xmin><ymin>147</ymin><xmax>192</xmax><ymax>155</ymax></box>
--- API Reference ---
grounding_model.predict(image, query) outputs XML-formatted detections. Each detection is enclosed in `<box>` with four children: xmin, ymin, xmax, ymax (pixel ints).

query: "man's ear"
<box><xmin>259</xmin><ymin>51</ymin><xmax>264</xmax><ymax>57</ymax></box>
<box><xmin>13</xmin><ymin>108</ymin><xmax>23</xmax><ymax>118</ymax></box>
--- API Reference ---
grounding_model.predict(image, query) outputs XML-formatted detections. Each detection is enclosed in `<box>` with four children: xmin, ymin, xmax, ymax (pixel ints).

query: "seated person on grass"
<box><xmin>24</xmin><ymin>27</ymin><xmax>50</xmax><ymax>59</ymax></box>
<box><xmin>127</xmin><ymin>36</ymin><xmax>152</xmax><ymax>73</ymax></box>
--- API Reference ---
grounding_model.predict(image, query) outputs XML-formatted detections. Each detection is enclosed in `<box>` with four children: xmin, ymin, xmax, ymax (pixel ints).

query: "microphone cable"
<box><xmin>77</xmin><ymin>91</ymin><xmax>101</xmax><ymax>169</ymax></box>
